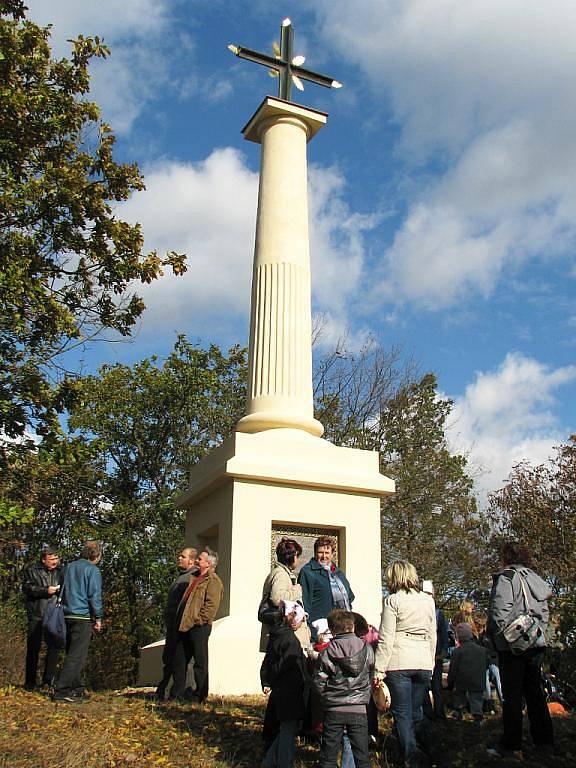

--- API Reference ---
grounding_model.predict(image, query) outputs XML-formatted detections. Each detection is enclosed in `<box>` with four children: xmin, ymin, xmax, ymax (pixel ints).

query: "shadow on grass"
<box><xmin>2</xmin><ymin>687</ymin><xmax>575</xmax><ymax>768</ymax></box>
<box><xmin>150</xmin><ymin>696</ymin><xmax>576</xmax><ymax>768</ymax></box>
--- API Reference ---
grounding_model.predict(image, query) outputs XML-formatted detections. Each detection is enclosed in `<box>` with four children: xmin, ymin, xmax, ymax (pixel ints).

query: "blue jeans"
<box><xmin>385</xmin><ymin>669</ymin><xmax>431</xmax><ymax>767</ymax></box>
<box><xmin>486</xmin><ymin>663</ymin><xmax>503</xmax><ymax>702</ymax></box>
<box><xmin>341</xmin><ymin>733</ymin><xmax>354</xmax><ymax>768</ymax></box>
<box><xmin>262</xmin><ymin>719</ymin><xmax>299</xmax><ymax>768</ymax></box>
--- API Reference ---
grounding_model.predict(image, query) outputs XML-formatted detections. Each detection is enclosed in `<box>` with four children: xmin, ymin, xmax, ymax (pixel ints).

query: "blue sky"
<box><xmin>27</xmin><ymin>1</ymin><xmax>576</xmax><ymax>505</ymax></box>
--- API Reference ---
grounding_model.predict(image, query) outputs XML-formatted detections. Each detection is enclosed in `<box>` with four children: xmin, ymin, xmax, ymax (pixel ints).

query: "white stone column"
<box><xmin>237</xmin><ymin>98</ymin><xmax>325</xmax><ymax>437</ymax></box>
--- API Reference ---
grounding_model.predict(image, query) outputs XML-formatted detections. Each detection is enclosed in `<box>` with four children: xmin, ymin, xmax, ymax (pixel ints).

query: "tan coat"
<box><xmin>259</xmin><ymin>562</ymin><xmax>310</xmax><ymax>652</ymax></box>
<box><xmin>374</xmin><ymin>589</ymin><xmax>436</xmax><ymax>676</ymax></box>
<box><xmin>179</xmin><ymin>570</ymin><xmax>224</xmax><ymax>632</ymax></box>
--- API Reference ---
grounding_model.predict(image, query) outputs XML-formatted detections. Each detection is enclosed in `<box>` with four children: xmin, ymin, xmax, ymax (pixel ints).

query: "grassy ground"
<box><xmin>0</xmin><ymin>686</ymin><xmax>575</xmax><ymax>768</ymax></box>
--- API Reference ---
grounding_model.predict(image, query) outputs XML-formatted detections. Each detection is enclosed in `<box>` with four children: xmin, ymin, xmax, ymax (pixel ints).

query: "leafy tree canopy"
<box><xmin>378</xmin><ymin>373</ymin><xmax>489</xmax><ymax>603</ymax></box>
<box><xmin>488</xmin><ymin>436</ymin><xmax>576</xmax><ymax>642</ymax></box>
<box><xmin>67</xmin><ymin>336</ymin><xmax>247</xmax><ymax>679</ymax></box>
<box><xmin>0</xmin><ymin>0</ymin><xmax>186</xmax><ymax>439</ymax></box>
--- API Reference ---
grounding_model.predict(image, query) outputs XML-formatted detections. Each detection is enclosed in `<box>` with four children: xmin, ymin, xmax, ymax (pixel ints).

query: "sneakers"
<box><xmin>52</xmin><ymin>690</ymin><xmax>89</xmax><ymax>703</ymax></box>
<box><xmin>486</xmin><ymin>744</ymin><xmax>523</xmax><ymax>761</ymax></box>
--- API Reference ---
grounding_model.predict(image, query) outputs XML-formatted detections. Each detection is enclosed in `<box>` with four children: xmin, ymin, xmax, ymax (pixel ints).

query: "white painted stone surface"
<box><xmin>237</xmin><ymin>98</ymin><xmax>325</xmax><ymax>437</ymax></box>
<box><xmin>139</xmin><ymin>100</ymin><xmax>394</xmax><ymax>695</ymax></box>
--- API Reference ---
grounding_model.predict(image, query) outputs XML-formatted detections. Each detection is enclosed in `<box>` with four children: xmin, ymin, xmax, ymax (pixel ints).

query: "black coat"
<box><xmin>261</xmin><ymin>624</ymin><xmax>308</xmax><ymax>721</ymax></box>
<box><xmin>21</xmin><ymin>562</ymin><xmax>63</xmax><ymax>624</ymax></box>
<box><xmin>447</xmin><ymin>640</ymin><xmax>488</xmax><ymax>692</ymax></box>
<box><xmin>164</xmin><ymin>566</ymin><xmax>199</xmax><ymax>629</ymax></box>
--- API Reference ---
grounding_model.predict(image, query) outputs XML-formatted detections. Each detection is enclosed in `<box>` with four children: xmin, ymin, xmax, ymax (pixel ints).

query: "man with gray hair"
<box><xmin>178</xmin><ymin>547</ymin><xmax>224</xmax><ymax>703</ymax></box>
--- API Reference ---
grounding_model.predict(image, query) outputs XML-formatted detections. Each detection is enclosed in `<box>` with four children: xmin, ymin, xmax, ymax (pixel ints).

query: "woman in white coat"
<box><xmin>373</xmin><ymin>561</ymin><xmax>436</xmax><ymax>768</ymax></box>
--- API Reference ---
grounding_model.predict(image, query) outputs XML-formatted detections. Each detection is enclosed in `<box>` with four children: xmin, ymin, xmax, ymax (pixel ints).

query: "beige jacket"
<box><xmin>374</xmin><ymin>589</ymin><xmax>436</xmax><ymax>676</ymax></box>
<box><xmin>179</xmin><ymin>570</ymin><xmax>224</xmax><ymax>632</ymax></box>
<box><xmin>259</xmin><ymin>562</ymin><xmax>309</xmax><ymax>652</ymax></box>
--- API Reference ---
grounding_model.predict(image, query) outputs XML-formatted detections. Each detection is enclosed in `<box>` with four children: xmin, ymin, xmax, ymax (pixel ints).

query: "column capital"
<box><xmin>242</xmin><ymin>97</ymin><xmax>327</xmax><ymax>144</ymax></box>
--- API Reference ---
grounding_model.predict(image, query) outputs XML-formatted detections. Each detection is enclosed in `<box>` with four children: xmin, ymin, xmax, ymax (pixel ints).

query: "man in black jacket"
<box><xmin>21</xmin><ymin>547</ymin><xmax>63</xmax><ymax>689</ymax></box>
<box><xmin>155</xmin><ymin>547</ymin><xmax>198</xmax><ymax>701</ymax></box>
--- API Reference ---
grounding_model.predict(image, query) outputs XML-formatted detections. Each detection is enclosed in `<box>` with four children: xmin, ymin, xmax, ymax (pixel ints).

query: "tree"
<box><xmin>313</xmin><ymin>334</ymin><xmax>488</xmax><ymax>603</ymax></box>
<box><xmin>377</xmin><ymin>373</ymin><xmax>489</xmax><ymax>604</ymax></box>
<box><xmin>488</xmin><ymin>436</ymin><xmax>576</xmax><ymax>643</ymax></box>
<box><xmin>0</xmin><ymin>437</ymin><xmax>103</xmax><ymax>600</ymax></box>
<box><xmin>0</xmin><ymin>1</ymin><xmax>186</xmax><ymax>439</ymax></box>
<box><xmin>67</xmin><ymin>336</ymin><xmax>247</xmax><ymax>682</ymax></box>
<box><xmin>313</xmin><ymin>333</ymin><xmax>417</xmax><ymax>449</ymax></box>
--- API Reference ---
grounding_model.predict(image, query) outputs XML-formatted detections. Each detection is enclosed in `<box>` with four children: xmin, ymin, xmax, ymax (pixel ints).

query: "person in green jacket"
<box><xmin>298</xmin><ymin>537</ymin><xmax>354</xmax><ymax>631</ymax></box>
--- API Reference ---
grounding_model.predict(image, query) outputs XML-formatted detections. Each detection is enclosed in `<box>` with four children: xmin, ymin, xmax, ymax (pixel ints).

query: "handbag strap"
<box><xmin>514</xmin><ymin>571</ymin><xmax>532</xmax><ymax>614</ymax></box>
<box><xmin>55</xmin><ymin>580</ymin><xmax>65</xmax><ymax>606</ymax></box>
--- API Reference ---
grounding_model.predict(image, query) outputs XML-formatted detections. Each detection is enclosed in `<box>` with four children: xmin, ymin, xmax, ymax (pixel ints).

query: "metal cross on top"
<box><xmin>228</xmin><ymin>17</ymin><xmax>342</xmax><ymax>103</ymax></box>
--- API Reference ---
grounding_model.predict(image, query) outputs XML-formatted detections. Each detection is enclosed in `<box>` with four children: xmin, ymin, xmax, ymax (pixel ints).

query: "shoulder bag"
<box><xmin>42</xmin><ymin>585</ymin><xmax>67</xmax><ymax>649</ymax></box>
<box><xmin>258</xmin><ymin>594</ymin><xmax>280</xmax><ymax>626</ymax></box>
<box><xmin>501</xmin><ymin>571</ymin><xmax>543</xmax><ymax>654</ymax></box>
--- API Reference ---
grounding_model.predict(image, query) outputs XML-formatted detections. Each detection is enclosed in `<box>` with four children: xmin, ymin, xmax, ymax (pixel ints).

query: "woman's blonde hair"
<box><xmin>452</xmin><ymin>601</ymin><xmax>479</xmax><ymax>637</ymax></box>
<box><xmin>385</xmin><ymin>560</ymin><xmax>420</xmax><ymax>594</ymax></box>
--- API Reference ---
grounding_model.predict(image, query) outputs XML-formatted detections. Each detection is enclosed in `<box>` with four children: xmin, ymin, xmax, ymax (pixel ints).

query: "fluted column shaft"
<box><xmin>237</xmin><ymin>99</ymin><xmax>325</xmax><ymax>437</ymax></box>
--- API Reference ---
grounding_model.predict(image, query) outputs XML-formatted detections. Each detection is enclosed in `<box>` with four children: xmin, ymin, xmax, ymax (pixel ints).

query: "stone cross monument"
<box><xmin>173</xmin><ymin>19</ymin><xmax>394</xmax><ymax>695</ymax></box>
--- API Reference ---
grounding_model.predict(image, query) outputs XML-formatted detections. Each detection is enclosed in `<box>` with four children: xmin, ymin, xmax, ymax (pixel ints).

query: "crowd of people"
<box><xmin>258</xmin><ymin>536</ymin><xmax>556</xmax><ymax>768</ymax></box>
<box><xmin>21</xmin><ymin>541</ymin><xmax>223</xmax><ymax>705</ymax></box>
<box><xmin>21</xmin><ymin>535</ymin><xmax>556</xmax><ymax>767</ymax></box>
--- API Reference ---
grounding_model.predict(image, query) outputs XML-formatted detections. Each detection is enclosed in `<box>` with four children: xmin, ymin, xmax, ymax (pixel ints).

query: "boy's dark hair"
<box><xmin>327</xmin><ymin>609</ymin><xmax>355</xmax><ymax>635</ymax></box>
<box><xmin>501</xmin><ymin>540</ymin><xmax>532</xmax><ymax>567</ymax></box>
<box><xmin>352</xmin><ymin>611</ymin><xmax>369</xmax><ymax>638</ymax></box>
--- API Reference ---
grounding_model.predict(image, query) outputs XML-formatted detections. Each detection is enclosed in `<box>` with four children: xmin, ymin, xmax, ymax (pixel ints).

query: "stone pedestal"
<box><xmin>176</xmin><ymin>429</ymin><xmax>393</xmax><ymax>694</ymax></box>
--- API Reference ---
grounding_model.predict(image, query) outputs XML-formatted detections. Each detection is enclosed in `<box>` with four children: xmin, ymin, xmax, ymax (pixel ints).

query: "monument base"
<box><xmin>169</xmin><ymin>428</ymin><xmax>393</xmax><ymax>695</ymax></box>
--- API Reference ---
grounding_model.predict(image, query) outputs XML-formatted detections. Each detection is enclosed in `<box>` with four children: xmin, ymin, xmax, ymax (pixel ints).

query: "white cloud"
<box><xmin>447</xmin><ymin>352</ymin><xmax>576</xmax><ymax>504</ymax></box>
<box><xmin>117</xmin><ymin>148</ymin><xmax>258</xmax><ymax>338</ymax></box>
<box><xmin>312</xmin><ymin>0</ymin><xmax>576</xmax><ymax>308</ymax></box>
<box><xmin>115</xmin><ymin>150</ymin><xmax>372</xmax><ymax>343</ymax></box>
<box><xmin>26</xmin><ymin>0</ymin><xmax>168</xmax><ymax>44</ymax></box>
<box><xmin>26</xmin><ymin>0</ymin><xmax>180</xmax><ymax>134</ymax></box>
<box><xmin>309</xmin><ymin>165</ymin><xmax>379</xmax><ymax>318</ymax></box>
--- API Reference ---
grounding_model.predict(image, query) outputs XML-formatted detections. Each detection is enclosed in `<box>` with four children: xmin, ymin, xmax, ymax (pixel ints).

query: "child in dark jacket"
<box><xmin>261</xmin><ymin>600</ymin><xmax>309</xmax><ymax>768</ymax></box>
<box><xmin>312</xmin><ymin>609</ymin><xmax>374</xmax><ymax>768</ymax></box>
<box><xmin>447</xmin><ymin>623</ymin><xmax>488</xmax><ymax>722</ymax></box>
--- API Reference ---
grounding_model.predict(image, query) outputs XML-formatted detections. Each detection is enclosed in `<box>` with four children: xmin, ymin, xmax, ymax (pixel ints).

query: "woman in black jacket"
<box><xmin>260</xmin><ymin>601</ymin><xmax>309</xmax><ymax>768</ymax></box>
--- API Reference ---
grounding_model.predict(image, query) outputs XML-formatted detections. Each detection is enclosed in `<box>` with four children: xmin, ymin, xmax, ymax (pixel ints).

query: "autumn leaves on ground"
<box><xmin>1</xmin><ymin>687</ymin><xmax>576</xmax><ymax>768</ymax></box>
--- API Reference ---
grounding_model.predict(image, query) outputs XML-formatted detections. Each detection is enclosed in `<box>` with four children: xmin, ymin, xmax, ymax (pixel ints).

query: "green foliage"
<box><xmin>0</xmin><ymin>596</ymin><xmax>26</xmax><ymax>686</ymax></box>
<box><xmin>314</xmin><ymin>341</ymin><xmax>487</xmax><ymax>604</ymax></box>
<box><xmin>0</xmin><ymin>2</ymin><xmax>186</xmax><ymax>439</ymax></box>
<box><xmin>0</xmin><ymin>436</ymin><xmax>102</xmax><ymax>601</ymax></box>
<box><xmin>0</xmin><ymin>499</ymin><xmax>33</xmax><ymax>529</ymax></box>
<box><xmin>66</xmin><ymin>336</ymin><xmax>247</xmax><ymax>681</ymax></box>
<box><xmin>488</xmin><ymin>436</ymin><xmax>576</xmax><ymax>645</ymax></box>
<box><xmin>0</xmin><ymin>498</ymin><xmax>33</xmax><ymax>579</ymax></box>
<box><xmin>378</xmin><ymin>373</ymin><xmax>489</xmax><ymax>603</ymax></box>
